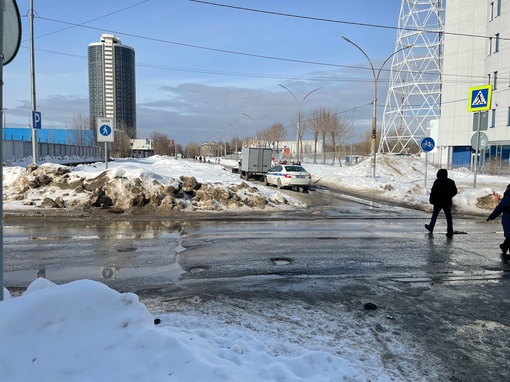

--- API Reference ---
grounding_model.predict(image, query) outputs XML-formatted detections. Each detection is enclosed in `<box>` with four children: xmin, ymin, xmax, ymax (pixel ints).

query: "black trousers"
<box><xmin>428</xmin><ymin>204</ymin><xmax>453</xmax><ymax>235</ymax></box>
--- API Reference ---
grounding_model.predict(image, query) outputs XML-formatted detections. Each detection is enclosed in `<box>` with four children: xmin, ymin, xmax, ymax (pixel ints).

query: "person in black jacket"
<box><xmin>487</xmin><ymin>184</ymin><xmax>510</xmax><ymax>254</ymax></box>
<box><xmin>425</xmin><ymin>169</ymin><xmax>458</xmax><ymax>237</ymax></box>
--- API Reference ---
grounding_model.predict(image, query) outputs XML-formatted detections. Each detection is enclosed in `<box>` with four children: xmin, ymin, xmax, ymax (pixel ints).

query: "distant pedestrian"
<box><xmin>425</xmin><ymin>169</ymin><xmax>458</xmax><ymax>237</ymax></box>
<box><xmin>487</xmin><ymin>184</ymin><xmax>510</xmax><ymax>254</ymax></box>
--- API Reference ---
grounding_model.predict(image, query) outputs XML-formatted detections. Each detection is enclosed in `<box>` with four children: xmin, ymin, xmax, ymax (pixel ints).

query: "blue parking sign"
<box><xmin>32</xmin><ymin>111</ymin><xmax>41</xmax><ymax>129</ymax></box>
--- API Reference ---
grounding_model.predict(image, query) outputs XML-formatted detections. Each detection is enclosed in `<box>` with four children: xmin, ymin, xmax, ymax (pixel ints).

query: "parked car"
<box><xmin>264</xmin><ymin>164</ymin><xmax>311</xmax><ymax>191</ymax></box>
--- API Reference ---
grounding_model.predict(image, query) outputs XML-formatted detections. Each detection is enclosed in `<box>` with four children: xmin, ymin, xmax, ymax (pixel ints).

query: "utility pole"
<box><xmin>30</xmin><ymin>0</ymin><xmax>38</xmax><ymax>164</ymax></box>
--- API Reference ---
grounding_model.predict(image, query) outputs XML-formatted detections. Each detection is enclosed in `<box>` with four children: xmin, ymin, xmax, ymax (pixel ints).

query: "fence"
<box><xmin>2</xmin><ymin>140</ymin><xmax>102</xmax><ymax>165</ymax></box>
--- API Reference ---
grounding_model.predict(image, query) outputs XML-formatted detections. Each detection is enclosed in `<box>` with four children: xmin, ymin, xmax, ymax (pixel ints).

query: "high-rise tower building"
<box><xmin>88</xmin><ymin>34</ymin><xmax>137</xmax><ymax>139</ymax></box>
<box><xmin>379</xmin><ymin>0</ymin><xmax>445</xmax><ymax>154</ymax></box>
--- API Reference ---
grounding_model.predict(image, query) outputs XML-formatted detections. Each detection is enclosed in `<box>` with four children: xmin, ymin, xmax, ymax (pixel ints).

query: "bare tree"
<box><xmin>307</xmin><ymin>108</ymin><xmax>332</xmax><ymax>164</ymax></box>
<box><xmin>266</xmin><ymin>123</ymin><xmax>286</xmax><ymax>151</ymax></box>
<box><xmin>150</xmin><ymin>130</ymin><xmax>173</xmax><ymax>155</ymax></box>
<box><xmin>185</xmin><ymin>142</ymin><xmax>201</xmax><ymax>158</ymax></box>
<box><xmin>286</xmin><ymin>115</ymin><xmax>308</xmax><ymax>160</ymax></box>
<box><xmin>68</xmin><ymin>113</ymin><xmax>94</xmax><ymax>146</ymax></box>
<box><xmin>308</xmin><ymin>109</ymin><xmax>325</xmax><ymax>164</ymax></box>
<box><xmin>230</xmin><ymin>137</ymin><xmax>242</xmax><ymax>156</ymax></box>
<box><xmin>325</xmin><ymin>113</ymin><xmax>353</xmax><ymax>166</ymax></box>
<box><xmin>112</xmin><ymin>126</ymin><xmax>131</xmax><ymax>158</ymax></box>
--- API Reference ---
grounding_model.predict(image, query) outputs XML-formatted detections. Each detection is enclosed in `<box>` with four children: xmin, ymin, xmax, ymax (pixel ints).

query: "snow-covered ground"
<box><xmin>2</xmin><ymin>153</ymin><xmax>507</xmax><ymax>214</ymax></box>
<box><xmin>1</xmin><ymin>154</ymin><xmax>509</xmax><ymax>381</ymax></box>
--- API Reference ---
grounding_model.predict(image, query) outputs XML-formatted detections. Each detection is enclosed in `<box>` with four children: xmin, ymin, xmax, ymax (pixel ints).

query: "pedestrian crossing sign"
<box><xmin>468</xmin><ymin>85</ymin><xmax>492</xmax><ymax>112</ymax></box>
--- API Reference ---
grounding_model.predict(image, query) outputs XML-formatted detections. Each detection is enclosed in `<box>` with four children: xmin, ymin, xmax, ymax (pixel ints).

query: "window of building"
<box><xmin>490</xmin><ymin>2</ymin><xmax>494</xmax><ymax>21</ymax></box>
<box><xmin>495</xmin><ymin>33</ymin><xmax>500</xmax><ymax>53</ymax></box>
<box><xmin>491</xmin><ymin>109</ymin><xmax>496</xmax><ymax>127</ymax></box>
<box><xmin>494</xmin><ymin>71</ymin><xmax>498</xmax><ymax>90</ymax></box>
<box><xmin>497</xmin><ymin>0</ymin><xmax>502</xmax><ymax>16</ymax></box>
<box><xmin>488</xmin><ymin>37</ymin><xmax>492</xmax><ymax>56</ymax></box>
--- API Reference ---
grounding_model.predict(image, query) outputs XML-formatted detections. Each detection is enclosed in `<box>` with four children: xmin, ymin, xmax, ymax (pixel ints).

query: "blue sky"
<box><xmin>4</xmin><ymin>0</ymin><xmax>402</xmax><ymax>146</ymax></box>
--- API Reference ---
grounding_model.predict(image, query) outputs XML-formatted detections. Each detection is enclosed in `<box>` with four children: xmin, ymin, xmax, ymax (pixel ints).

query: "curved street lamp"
<box><xmin>342</xmin><ymin>36</ymin><xmax>411</xmax><ymax>178</ymax></box>
<box><xmin>242</xmin><ymin>113</ymin><xmax>269</xmax><ymax>147</ymax></box>
<box><xmin>278</xmin><ymin>84</ymin><xmax>320</xmax><ymax>162</ymax></box>
<box><xmin>228</xmin><ymin>123</ymin><xmax>245</xmax><ymax>160</ymax></box>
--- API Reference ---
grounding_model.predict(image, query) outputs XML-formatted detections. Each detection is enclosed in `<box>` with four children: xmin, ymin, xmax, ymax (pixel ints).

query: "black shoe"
<box><xmin>500</xmin><ymin>244</ymin><xmax>507</xmax><ymax>254</ymax></box>
<box><xmin>446</xmin><ymin>232</ymin><xmax>454</xmax><ymax>238</ymax></box>
<box><xmin>425</xmin><ymin>224</ymin><xmax>433</xmax><ymax>233</ymax></box>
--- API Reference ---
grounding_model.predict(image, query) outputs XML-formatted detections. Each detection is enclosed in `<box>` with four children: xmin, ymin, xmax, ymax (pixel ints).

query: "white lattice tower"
<box><xmin>379</xmin><ymin>0</ymin><xmax>445</xmax><ymax>154</ymax></box>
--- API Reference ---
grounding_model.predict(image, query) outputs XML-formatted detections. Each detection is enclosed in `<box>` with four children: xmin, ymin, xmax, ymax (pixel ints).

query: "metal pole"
<box><xmin>278</xmin><ymin>84</ymin><xmax>320</xmax><ymax>162</ymax></box>
<box><xmin>0</xmin><ymin>0</ymin><xmax>4</xmax><ymax>301</ymax></box>
<box><xmin>342</xmin><ymin>36</ymin><xmax>411</xmax><ymax>178</ymax></box>
<box><xmin>424</xmin><ymin>151</ymin><xmax>428</xmax><ymax>190</ymax></box>
<box><xmin>473</xmin><ymin>112</ymin><xmax>481</xmax><ymax>188</ymax></box>
<box><xmin>242</xmin><ymin>113</ymin><xmax>268</xmax><ymax>148</ymax></box>
<box><xmin>105</xmin><ymin>142</ymin><xmax>108</xmax><ymax>169</ymax></box>
<box><xmin>30</xmin><ymin>0</ymin><xmax>37</xmax><ymax>164</ymax></box>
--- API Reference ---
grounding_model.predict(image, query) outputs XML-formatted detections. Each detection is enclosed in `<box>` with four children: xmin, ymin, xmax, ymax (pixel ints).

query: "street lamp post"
<box><xmin>242</xmin><ymin>113</ymin><xmax>269</xmax><ymax>147</ymax></box>
<box><xmin>278</xmin><ymin>84</ymin><xmax>320</xmax><ymax>162</ymax></box>
<box><xmin>342</xmin><ymin>36</ymin><xmax>410</xmax><ymax>178</ymax></box>
<box><xmin>228</xmin><ymin>123</ymin><xmax>245</xmax><ymax>161</ymax></box>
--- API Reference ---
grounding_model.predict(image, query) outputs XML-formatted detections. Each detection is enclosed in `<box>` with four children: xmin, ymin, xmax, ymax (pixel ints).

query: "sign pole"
<box><xmin>420</xmin><ymin>137</ymin><xmax>435</xmax><ymax>190</ymax></box>
<box><xmin>473</xmin><ymin>112</ymin><xmax>481</xmax><ymax>189</ymax></box>
<box><xmin>468</xmin><ymin>84</ymin><xmax>492</xmax><ymax>189</ymax></box>
<box><xmin>424</xmin><ymin>151</ymin><xmax>428</xmax><ymax>190</ymax></box>
<box><xmin>97</xmin><ymin>117</ymin><xmax>114</xmax><ymax>169</ymax></box>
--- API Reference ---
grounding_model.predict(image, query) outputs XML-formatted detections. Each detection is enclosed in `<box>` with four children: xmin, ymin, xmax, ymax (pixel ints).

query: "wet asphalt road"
<box><xmin>3</xmin><ymin>185</ymin><xmax>510</xmax><ymax>381</ymax></box>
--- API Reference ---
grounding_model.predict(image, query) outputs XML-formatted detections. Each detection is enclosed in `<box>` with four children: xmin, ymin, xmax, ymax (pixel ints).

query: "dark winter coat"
<box><xmin>488</xmin><ymin>188</ymin><xmax>510</xmax><ymax>237</ymax></box>
<box><xmin>429</xmin><ymin>169</ymin><xmax>458</xmax><ymax>206</ymax></box>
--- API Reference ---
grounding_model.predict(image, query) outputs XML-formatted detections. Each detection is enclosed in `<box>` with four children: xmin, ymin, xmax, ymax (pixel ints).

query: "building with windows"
<box><xmin>88</xmin><ymin>34</ymin><xmax>137</xmax><ymax>139</ymax></box>
<box><xmin>438</xmin><ymin>0</ymin><xmax>509</xmax><ymax>167</ymax></box>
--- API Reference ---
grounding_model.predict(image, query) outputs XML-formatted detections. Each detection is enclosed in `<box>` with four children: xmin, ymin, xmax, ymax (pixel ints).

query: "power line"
<box><xmin>21</xmin><ymin>1</ymin><xmax>150</xmax><ymax>43</ymax></box>
<box><xmin>188</xmin><ymin>0</ymin><xmax>503</xmax><ymax>41</ymax></box>
<box><xmin>33</xmin><ymin>15</ymin><xmax>504</xmax><ymax>85</ymax></box>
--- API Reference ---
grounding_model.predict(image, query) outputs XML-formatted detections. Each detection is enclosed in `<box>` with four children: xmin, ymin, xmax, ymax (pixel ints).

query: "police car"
<box><xmin>264</xmin><ymin>164</ymin><xmax>311</xmax><ymax>191</ymax></box>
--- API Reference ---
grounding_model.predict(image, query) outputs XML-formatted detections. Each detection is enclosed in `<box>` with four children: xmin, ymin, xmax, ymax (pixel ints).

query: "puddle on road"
<box><xmin>4</xmin><ymin>262</ymin><xmax>186</xmax><ymax>284</ymax></box>
<box><xmin>271</xmin><ymin>258</ymin><xmax>291</xmax><ymax>266</ymax></box>
<box><xmin>345</xmin><ymin>259</ymin><xmax>384</xmax><ymax>266</ymax></box>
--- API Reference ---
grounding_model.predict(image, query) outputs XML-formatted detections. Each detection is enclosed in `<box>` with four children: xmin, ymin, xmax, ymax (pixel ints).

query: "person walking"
<box><xmin>425</xmin><ymin>169</ymin><xmax>458</xmax><ymax>237</ymax></box>
<box><xmin>487</xmin><ymin>184</ymin><xmax>510</xmax><ymax>254</ymax></box>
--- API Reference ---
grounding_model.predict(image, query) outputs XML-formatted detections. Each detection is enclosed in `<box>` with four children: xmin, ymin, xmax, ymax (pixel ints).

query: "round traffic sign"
<box><xmin>101</xmin><ymin>267</ymin><xmax>114</xmax><ymax>279</ymax></box>
<box><xmin>471</xmin><ymin>132</ymin><xmax>489</xmax><ymax>150</ymax></box>
<box><xmin>4</xmin><ymin>0</ymin><xmax>22</xmax><ymax>66</ymax></box>
<box><xmin>100</xmin><ymin>124</ymin><xmax>112</xmax><ymax>136</ymax></box>
<box><xmin>420</xmin><ymin>137</ymin><xmax>435</xmax><ymax>152</ymax></box>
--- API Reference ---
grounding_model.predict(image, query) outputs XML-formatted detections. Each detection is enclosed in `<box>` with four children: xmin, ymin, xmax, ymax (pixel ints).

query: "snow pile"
<box><xmin>2</xmin><ymin>157</ymin><xmax>306</xmax><ymax>213</ymax></box>
<box><xmin>3</xmin><ymin>153</ymin><xmax>509</xmax><ymax>215</ymax></box>
<box><xmin>0</xmin><ymin>279</ymin><xmax>385</xmax><ymax>382</ymax></box>
<box><xmin>302</xmin><ymin>154</ymin><xmax>507</xmax><ymax>214</ymax></box>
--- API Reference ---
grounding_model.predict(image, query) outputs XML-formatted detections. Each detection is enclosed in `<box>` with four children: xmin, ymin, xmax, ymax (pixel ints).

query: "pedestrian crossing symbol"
<box><xmin>468</xmin><ymin>85</ymin><xmax>492</xmax><ymax>112</ymax></box>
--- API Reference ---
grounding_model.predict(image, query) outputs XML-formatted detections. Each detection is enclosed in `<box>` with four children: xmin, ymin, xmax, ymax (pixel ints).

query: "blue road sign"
<box><xmin>468</xmin><ymin>85</ymin><xmax>492</xmax><ymax>112</ymax></box>
<box><xmin>100</xmin><ymin>125</ymin><xmax>112</xmax><ymax>136</ymax></box>
<box><xmin>32</xmin><ymin>111</ymin><xmax>41</xmax><ymax>129</ymax></box>
<box><xmin>420</xmin><ymin>137</ymin><xmax>435</xmax><ymax>152</ymax></box>
<box><xmin>96</xmin><ymin>118</ymin><xmax>115</xmax><ymax>142</ymax></box>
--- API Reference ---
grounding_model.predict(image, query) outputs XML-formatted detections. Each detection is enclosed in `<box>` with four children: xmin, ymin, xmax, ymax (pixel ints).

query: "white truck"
<box><xmin>239</xmin><ymin>147</ymin><xmax>273</xmax><ymax>181</ymax></box>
